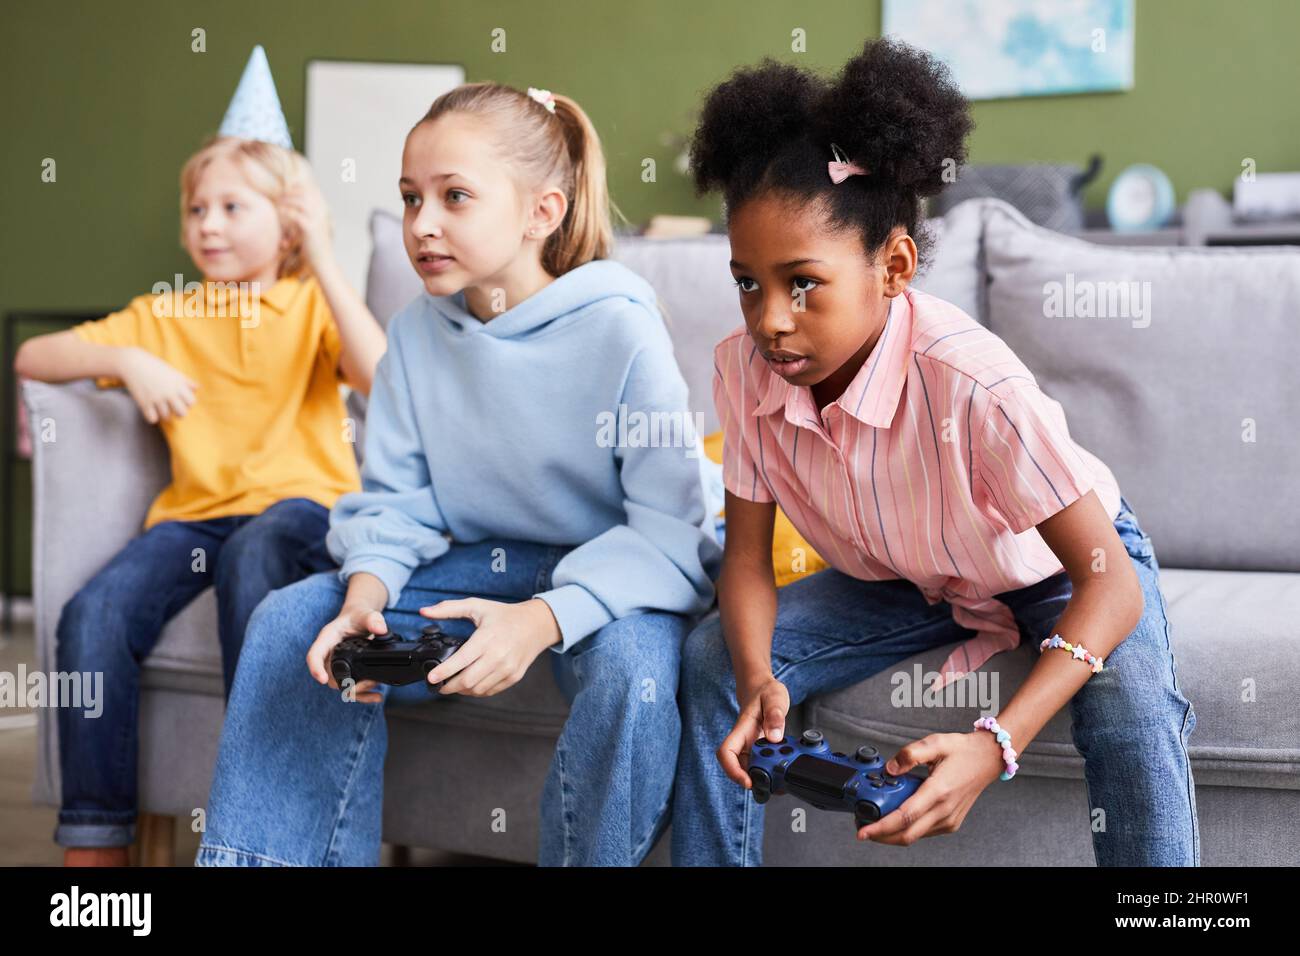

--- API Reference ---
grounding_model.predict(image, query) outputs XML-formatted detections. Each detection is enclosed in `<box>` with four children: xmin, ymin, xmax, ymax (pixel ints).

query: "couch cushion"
<box><xmin>364</xmin><ymin>209</ymin><xmax>424</xmax><ymax>329</ymax></box>
<box><xmin>982</xmin><ymin>201</ymin><xmax>1300</xmax><ymax>571</ymax></box>
<box><xmin>914</xmin><ymin>196</ymin><xmax>989</xmax><ymax>323</ymax></box>
<box><xmin>807</xmin><ymin>567</ymin><xmax>1300</xmax><ymax>789</ymax></box>
<box><xmin>609</xmin><ymin>235</ymin><xmax>737</xmax><ymax>433</ymax></box>
<box><xmin>141</xmin><ymin>565</ymin><xmax>1300</xmax><ymax>792</ymax></box>
<box><xmin>1155</xmin><ymin>568</ymin><xmax>1300</xmax><ymax>765</ymax></box>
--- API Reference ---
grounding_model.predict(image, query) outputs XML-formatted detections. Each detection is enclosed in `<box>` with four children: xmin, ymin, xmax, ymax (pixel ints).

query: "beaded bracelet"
<box><xmin>972</xmin><ymin>715</ymin><xmax>1019</xmax><ymax>781</ymax></box>
<box><xmin>1039</xmin><ymin>633</ymin><xmax>1105</xmax><ymax>674</ymax></box>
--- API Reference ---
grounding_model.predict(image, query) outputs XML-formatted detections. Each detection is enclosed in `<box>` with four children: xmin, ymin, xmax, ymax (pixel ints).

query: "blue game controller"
<box><xmin>746</xmin><ymin>729</ymin><xmax>925</xmax><ymax>828</ymax></box>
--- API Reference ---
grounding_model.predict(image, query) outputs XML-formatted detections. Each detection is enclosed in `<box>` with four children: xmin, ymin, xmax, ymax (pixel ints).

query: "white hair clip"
<box><xmin>527</xmin><ymin>87</ymin><xmax>557</xmax><ymax>113</ymax></box>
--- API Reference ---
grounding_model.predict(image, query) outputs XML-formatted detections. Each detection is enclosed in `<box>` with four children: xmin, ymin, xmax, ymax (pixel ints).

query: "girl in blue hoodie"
<box><xmin>196</xmin><ymin>83</ymin><xmax>721</xmax><ymax>867</ymax></box>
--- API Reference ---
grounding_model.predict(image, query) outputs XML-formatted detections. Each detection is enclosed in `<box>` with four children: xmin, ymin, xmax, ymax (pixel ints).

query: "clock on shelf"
<box><xmin>1107</xmin><ymin>163</ymin><xmax>1176</xmax><ymax>232</ymax></box>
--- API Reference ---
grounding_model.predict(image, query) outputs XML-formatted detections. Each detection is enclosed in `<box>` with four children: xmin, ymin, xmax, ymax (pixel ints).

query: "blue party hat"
<box><xmin>218</xmin><ymin>45</ymin><xmax>293</xmax><ymax>148</ymax></box>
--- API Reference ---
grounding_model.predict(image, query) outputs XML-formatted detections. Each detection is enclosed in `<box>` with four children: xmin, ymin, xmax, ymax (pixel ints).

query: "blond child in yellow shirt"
<box><xmin>15</xmin><ymin>135</ymin><xmax>387</xmax><ymax>865</ymax></box>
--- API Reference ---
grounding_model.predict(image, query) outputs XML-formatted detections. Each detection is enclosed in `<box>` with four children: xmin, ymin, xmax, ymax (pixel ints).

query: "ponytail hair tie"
<box><xmin>827</xmin><ymin>142</ymin><xmax>869</xmax><ymax>184</ymax></box>
<box><xmin>527</xmin><ymin>87</ymin><xmax>557</xmax><ymax>114</ymax></box>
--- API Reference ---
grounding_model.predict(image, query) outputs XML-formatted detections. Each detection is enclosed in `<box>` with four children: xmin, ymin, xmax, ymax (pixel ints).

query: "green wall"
<box><xmin>2</xmin><ymin>0</ymin><xmax>1298</xmax><ymax>591</ymax></box>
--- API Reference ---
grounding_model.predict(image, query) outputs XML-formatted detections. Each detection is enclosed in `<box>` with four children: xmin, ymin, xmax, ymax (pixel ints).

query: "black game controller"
<box><xmin>330</xmin><ymin>624</ymin><xmax>465</xmax><ymax>693</ymax></box>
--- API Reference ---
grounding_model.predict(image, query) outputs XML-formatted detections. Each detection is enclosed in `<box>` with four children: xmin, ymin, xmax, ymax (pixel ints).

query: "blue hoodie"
<box><xmin>325</xmin><ymin>259</ymin><xmax>722</xmax><ymax>651</ymax></box>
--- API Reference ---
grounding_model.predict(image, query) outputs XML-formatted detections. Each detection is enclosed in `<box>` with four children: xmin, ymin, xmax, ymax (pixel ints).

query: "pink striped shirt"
<box><xmin>713</xmin><ymin>286</ymin><xmax>1122</xmax><ymax>689</ymax></box>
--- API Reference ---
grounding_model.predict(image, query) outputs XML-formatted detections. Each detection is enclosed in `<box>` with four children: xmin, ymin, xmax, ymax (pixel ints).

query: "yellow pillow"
<box><xmin>704</xmin><ymin>431</ymin><xmax>828</xmax><ymax>587</ymax></box>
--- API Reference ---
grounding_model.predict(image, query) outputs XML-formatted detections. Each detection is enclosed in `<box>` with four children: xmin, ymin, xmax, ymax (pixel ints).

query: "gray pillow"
<box><xmin>364</xmin><ymin>208</ymin><xmax>425</xmax><ymax>330</ymax></box>
<box><xmin>610</xmin><ymin>234</ymin><xmax>737</xmax><ymax>433</ymax></box>
<box><xmin>914</xmin><ymin>196</ymin><xmax>989</xmax><ymax>324</ymax></box>
<box><xmin>983</xmin><ymin>201</ymin><xmax>1300</xmax><ymax>571</ymax></box>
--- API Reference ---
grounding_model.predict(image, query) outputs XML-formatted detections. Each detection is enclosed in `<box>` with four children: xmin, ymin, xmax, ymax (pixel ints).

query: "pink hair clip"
<box><xmin>527</xmin><ymin>87</ymin><xmax>557</xmax><ymax>113</ymax></box>
<box><xmin>828</xmin><ymin>142</ymin><xmax>869</xmax><ymax>184</ymax></box>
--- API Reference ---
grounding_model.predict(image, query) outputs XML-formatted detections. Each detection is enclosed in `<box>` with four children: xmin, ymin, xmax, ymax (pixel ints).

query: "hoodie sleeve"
<box><xmin>533</xmin><ymin>336</ymin><xmax>722</xmax><ymax>652</ymax></box>
<box><xmin>325</xmin><ymin>316</ymin><xmax>450</xmax><ymax>606</ymax></box>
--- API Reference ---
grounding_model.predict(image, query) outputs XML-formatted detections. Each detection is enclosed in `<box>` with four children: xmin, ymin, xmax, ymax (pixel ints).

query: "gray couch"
<box><xmin>27</xmin><ymin>198</ymin><xmax>1300</xmax><ymax>865</ymax></box>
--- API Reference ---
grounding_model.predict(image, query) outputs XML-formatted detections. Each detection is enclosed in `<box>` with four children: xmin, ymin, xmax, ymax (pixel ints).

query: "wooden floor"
<box><xmin>0</xmin><ymin>601</ymin><xmax>509</xmax><ymax>867</ymax></box>
<box><xmin>1</xmin><ymin>606</ymin><xmax>68</xmax><ymax>866</ymax></box>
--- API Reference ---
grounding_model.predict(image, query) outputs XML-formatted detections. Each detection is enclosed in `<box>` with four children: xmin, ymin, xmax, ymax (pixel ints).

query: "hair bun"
<box><xmin>815</xmin><ymin>37</ymin><xmax>973</xmax><ymax>197</ymax></box>
<box><xmin>689</xmin><ymin>58</ymin><xmax>825</xmax><ymax>198</ymax></box>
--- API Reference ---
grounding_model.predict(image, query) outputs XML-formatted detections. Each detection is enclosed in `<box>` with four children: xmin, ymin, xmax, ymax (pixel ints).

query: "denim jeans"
<box><xmin>195</xmin><ymin>538</ymin><xmax>692</xmax><ymax>867</ymax></box>
<box><xmin>54</xmin><ymin>497</ymin><xmax>332</xmax><ymax>849</ymax></box>
<box><xmin>671</xmin><ymin>496</ymin><xmax>1199</xmax><ymax>866</ymax></box>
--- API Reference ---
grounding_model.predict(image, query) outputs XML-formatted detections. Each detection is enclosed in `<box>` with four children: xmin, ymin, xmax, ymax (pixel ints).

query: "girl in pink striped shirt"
<box><xmin>671</xmin><ymin>38</ymin><xmax>1198</xmax><ymax>866</ymax></box>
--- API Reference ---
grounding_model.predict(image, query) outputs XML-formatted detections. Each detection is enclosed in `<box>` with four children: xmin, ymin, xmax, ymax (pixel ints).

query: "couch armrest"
<box><xmin>22</xmin><ymin>378</ymin><xmax>170</xmax><ymax>806</ymax></box>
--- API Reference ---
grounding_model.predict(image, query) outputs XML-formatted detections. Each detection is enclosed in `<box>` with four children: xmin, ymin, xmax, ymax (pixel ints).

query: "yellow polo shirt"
<box><xmin>73</xmin><ymin>276</ymin><xmax>361</xmax><ymax>530</ymax></box>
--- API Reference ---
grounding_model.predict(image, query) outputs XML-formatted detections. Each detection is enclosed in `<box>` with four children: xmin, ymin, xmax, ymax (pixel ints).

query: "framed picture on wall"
<box><xmin>882</xmin><ymin>0</ymin><xmax>1135</xmax><ymax>100</ymax></box>
<box><xmin>305</xmin><ymin>59</ymin><xmax>467</xmax><ymax>292</ymax></box>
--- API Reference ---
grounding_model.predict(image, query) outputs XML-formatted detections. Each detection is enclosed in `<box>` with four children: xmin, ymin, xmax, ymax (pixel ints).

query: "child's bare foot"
<box><xmin>64</xmin><ymin>846</ymin><xmax>130</xmax><ymax>867</ymax></box>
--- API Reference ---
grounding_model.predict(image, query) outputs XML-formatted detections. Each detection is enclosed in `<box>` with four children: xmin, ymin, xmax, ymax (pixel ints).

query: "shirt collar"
<box><xmin>752</xmin><ymin>291</ymin><xmax>913</xmax><ymax>429</ymax></box>
<box><xmin>193</xmin><ymin>275</ymin><xmax>301</xmax><ymax>316</ymax></box>
<box><xmin>254</xmin><ymin>276</ymin><xmax>302</xmax><ymax>315</ymax></box>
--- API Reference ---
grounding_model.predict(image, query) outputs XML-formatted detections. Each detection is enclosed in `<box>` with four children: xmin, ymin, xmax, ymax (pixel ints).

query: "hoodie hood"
<box><xmin>425</xmin><ymin>258</ymin><xmax>659</xmax><ymax>339</ymax></box>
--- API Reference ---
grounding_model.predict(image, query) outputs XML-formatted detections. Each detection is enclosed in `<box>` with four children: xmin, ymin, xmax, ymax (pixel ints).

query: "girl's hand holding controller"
<box><xmin>418</xmin><ymin>597</ymin><xmax>562</xmax><ymax>697</ymax></box>
<box><xmin>118</xmin><ymin>347</ymin><xmax>199</xmax><ymax>425</ymax></box>
<box><xmin>717</xmin><ymin>675</ymin><xmax>792</xmax><ymax>788</ymax></box>
<box><xmin>854</xmin><ymin>731</ymin><xmax>1007</xmax><ymax>846</ymax></box>
<box><xmin>306</xmin><ymin>603</ymin><xmax>390</xmax><ymax>703</ymax></box>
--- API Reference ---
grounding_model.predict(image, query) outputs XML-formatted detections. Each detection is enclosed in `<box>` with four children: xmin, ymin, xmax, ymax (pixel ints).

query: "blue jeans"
<box><xmin>194</xmin><ymin>538</ymin><xmax>692</xmax><ymax>867</ymax></box>
<box><xmin>54</xmin><ymin>497</ymin><xmax>332</xmax><ymax>849</ymax></box>
<box><xmin>671</xmin><ymin>496</ymin><xmax>1199</xmax><ymax>866</ymax></box>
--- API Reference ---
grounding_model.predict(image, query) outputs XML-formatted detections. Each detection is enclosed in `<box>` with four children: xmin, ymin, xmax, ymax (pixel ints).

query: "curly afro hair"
<box><xmin>689</xmin><ymin>36</ymin><xmax>973</xmax><ymax>270</ymax></box>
